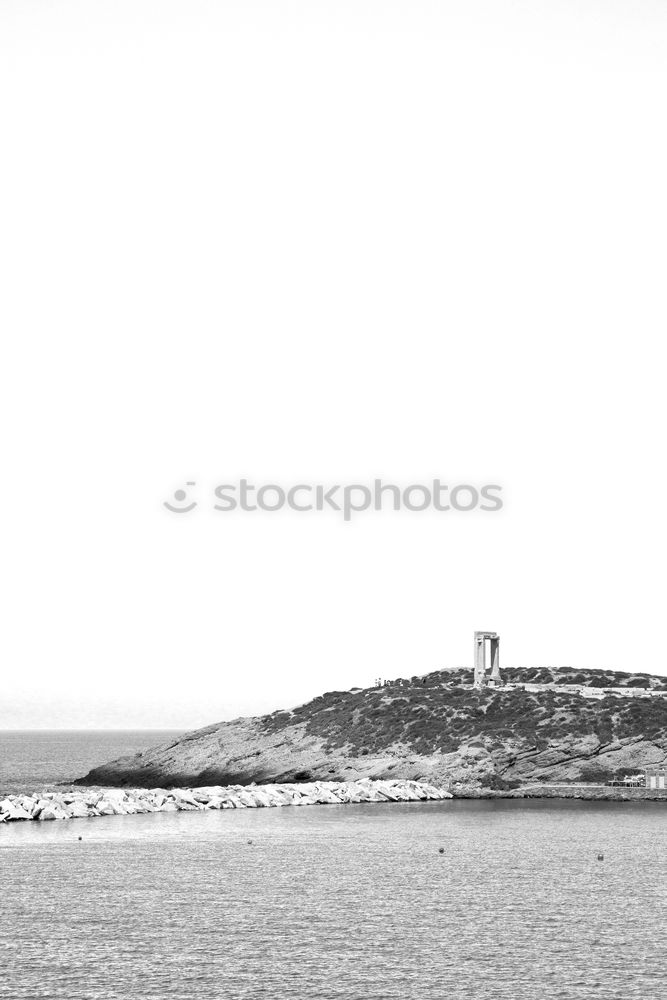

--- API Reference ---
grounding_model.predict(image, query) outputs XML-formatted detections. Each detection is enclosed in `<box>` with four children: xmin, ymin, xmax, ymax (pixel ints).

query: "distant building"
<box><xmin>645</xmin><ymin>769</ymin><xmax>667</xmax><ymax>790</ymax></box>
<box><xmin>606</xmin><ymin>774</ymin><xmax>645</xmax><ymax>787</ymax></box>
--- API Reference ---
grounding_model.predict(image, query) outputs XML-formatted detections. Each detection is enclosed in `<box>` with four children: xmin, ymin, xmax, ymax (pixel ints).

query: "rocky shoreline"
<box><xmin>4</xmin><ymin>780</ymin><xmax>665</xmax><ymax>823</ymax></box>
<box><xmin>0</xmin><ymin>779</ymin><xmax>452</xmax><ymax>823</ymax></box>
<box><xmin>455</xmin><ymin>783</ymin><xmax>667</xmax><ymax>801</ymax></box>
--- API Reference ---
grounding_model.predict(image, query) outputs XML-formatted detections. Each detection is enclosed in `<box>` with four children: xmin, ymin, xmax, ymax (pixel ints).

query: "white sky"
<box><xmin>1</xmin><ymin>1</ymin><xmax>666</xmax><ymax>729</ymax></box>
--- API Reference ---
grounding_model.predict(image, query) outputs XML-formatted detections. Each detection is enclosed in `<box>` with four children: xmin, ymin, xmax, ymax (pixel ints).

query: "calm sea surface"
<box><xmin>1</xmin><ymin>735</ymin><xmax>667</xmax><ymax>999</ymax></box>
<box><xmin>0</xmin><ymin>730</ymin><xmax>183</xmax><ymax>794</ymax></box>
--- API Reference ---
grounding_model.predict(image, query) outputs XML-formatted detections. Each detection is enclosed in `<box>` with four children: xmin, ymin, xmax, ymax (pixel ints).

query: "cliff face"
<box><xmin>78</xmin><ymin>668</ymin><xmax>667</xmax><ymax>789</ymax></box>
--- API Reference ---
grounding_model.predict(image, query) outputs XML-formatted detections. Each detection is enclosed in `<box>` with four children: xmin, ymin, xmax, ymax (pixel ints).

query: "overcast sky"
<box><xmin>1</xmin><ymin>1</ymin><xmax>666</xmax><ymax>729</ymax></box>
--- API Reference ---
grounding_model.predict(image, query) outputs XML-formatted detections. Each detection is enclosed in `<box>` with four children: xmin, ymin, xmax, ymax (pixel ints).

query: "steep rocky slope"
<box><xmin>78</xmin><ymin>668</ymin><xmax>667</xmax><ymax>789</ymax></box>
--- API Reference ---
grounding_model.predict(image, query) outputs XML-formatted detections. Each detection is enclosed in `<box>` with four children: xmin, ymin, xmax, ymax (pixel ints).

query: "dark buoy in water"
<box><xmin>597</xmin><ymin>853</ymin><xmax>604</xmax><ymax>861</ymax></box>
<box><xmin>247</xmin><ymin>839</ymin><xmax>253</xmax><ymax>845</ymax></box>
<box><xmin>78</xmin><ymin>836</ymin><xmax>82</xmax><ymax>841</ymax></box>
<box><xmin>438</xmin><ymin>847</ymin><xmax>445</xmax><ymax>854</ymax></box>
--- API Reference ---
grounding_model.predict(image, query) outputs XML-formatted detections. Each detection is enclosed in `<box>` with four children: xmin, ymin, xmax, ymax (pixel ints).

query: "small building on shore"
<box><xmin>645</xmin><ymin>769</ymin><xmax>667</xmax><ymax>790</ymax></box>
<box><xmin>606</xmin><ymin>774</ymin><xmax>645</xmax><ymax>788</ymax></box>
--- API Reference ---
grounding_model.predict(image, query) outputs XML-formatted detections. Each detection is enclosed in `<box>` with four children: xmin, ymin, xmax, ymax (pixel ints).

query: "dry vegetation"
<box><xmin>260</xmin><ymin>668</ymin><xmax>667</xmax><ymax>767</ymax></box>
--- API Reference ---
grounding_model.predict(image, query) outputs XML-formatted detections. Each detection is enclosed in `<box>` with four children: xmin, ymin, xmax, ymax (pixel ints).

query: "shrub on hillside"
<box><xmin>480</xmin><ymin>773</ymin><xmax>522</xmax><ymax>791</ymax></box>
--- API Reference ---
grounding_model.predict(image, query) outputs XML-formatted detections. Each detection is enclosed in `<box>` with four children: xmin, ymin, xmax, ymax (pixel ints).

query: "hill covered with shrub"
<box><xmin>79</xmin><ymin>668</ymin><xmax>667</xmax><ymax>790</ymax></box>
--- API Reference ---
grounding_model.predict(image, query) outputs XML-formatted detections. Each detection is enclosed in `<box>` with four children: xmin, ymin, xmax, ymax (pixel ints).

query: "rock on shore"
<box><xmin>0</xmin><ymin>779</ymin><xmax>451</xmax><ymax>823</ymax></box>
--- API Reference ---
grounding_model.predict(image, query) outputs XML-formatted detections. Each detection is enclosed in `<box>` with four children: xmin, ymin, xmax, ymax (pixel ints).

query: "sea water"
<box><xmin>1</xmin><ymin>797</ymin><xmax>666</xmax><ymax>999</ymax></box>
<box><xmin>0</xmin><ymin>730</ymin><xmax>182</xmax><ymax>795</ymax></box>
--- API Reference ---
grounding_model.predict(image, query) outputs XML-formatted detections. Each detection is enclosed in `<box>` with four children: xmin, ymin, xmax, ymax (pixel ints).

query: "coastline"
<box><xmin>454</xmin><ymin>784</ymin><xmax>667</xmax><ymax>801</ymax></box>
<box><xmin>3</xmin><ymin>779</ymin><xmax>667</xmax><ymax>824</ymax></box>
<box><xmin>0</xmin><ymin>778</ymin><xmax>452</xmax><ymax>823</ymax></box>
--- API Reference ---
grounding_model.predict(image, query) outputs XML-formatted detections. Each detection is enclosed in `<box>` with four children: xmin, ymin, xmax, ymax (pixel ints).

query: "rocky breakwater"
<box><xmin>0</xmin><ymin>779</ymin><xmax>451</xmax><ymax>823</ymax></box>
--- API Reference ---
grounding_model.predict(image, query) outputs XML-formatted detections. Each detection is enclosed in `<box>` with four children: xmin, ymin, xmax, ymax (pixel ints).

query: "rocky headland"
<box><xmin>76</xmin><ymin>667</ymin><xmax>667</xmax><ymax>793</ymax></box>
